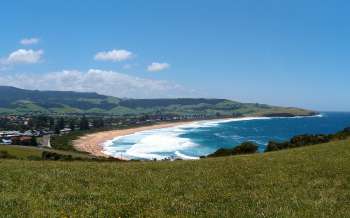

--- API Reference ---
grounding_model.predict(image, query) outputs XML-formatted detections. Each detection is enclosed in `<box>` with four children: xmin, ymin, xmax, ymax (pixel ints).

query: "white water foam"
<box><xmin>174</xmin><ymin>151</ymin><xmax>199</xmax><ymax>160</ymax></box>
<box><xmin>102</xmin><ymin>125</ymin><xmax>199</xmax><ymax>160</ymax></box>
<box><xmin>125</xmin><ymin>132</ymin><xmax>198</xmax><ymax>160</ymax></box>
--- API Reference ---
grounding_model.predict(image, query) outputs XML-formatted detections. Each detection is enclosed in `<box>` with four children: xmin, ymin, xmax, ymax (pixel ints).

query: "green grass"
<box><xmin>0</xmin><ymin>140</ymin><xmax>349</xmax><ymax>217</ymax></box>
<box><xmin>0</xmin><ymin>145</ymin><xmax>42</xmax><ymax>159</ymax></box>
<box><xmin>0</xmin><ymin>145</ymin><xmax>94</xmax><ymax>160</ymax></box>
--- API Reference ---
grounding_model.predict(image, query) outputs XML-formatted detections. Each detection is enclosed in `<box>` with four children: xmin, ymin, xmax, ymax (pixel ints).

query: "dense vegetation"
<box><xmin>0</xmin><ymin>139</ymin><xmax>349</xmax><ymax>217</ymax></box>
<box><xmin>41</xmin><ymin>151</ymin><xmax>121</xmax><ymax>161</ymax></box>
<box><xmin>0</xmin><ymin>145</ymin><xmax>95</xmax><ymax>161</ymax></box>
<box><xmin>265</xmin><ymin>127</ymin><xmax>350</xmax><ymax>152</ymax></box>
<box><xmin>0</xmin><ymin>86</ymin><xmax>315</xmax><ymax>117</ymax></box>
<box><xmin>207</xmin><ymin>141</ymin><xmax>258</xmax><ymax>157</ymax></box>
<box><xmin>0</xmin><ymin>150</ymin><xmax>15</xmax><ymax>159</ymax></box>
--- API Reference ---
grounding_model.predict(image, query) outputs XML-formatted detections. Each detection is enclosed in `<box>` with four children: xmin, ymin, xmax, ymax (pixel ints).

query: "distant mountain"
<box><xmin>0</xmin><ymin>86</ymin><xmax>316</xmax><ymax>117</ymax></box>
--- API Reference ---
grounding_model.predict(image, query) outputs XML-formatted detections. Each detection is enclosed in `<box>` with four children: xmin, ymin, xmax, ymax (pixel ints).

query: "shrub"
<box><xmin>27</xmin><ymin>155</ymin><xmax>42</xmax><ymax>161</ymax></box>
<box><xmin>207</xmin><ymin>148</ymin><xmax>233</xmax><ymax>157</ymax></box>
<box><xmin>265</xmin><ymin>127</ymin><xmax>350</xmax><ymax>152</ymax></box>
<box><xmin>265</xmin><ymin>141</ymin><xmax>289</xmax><ymax>152</ymax></box>
<box><xmin>42</xmin><ymin>151</ymin><xmax>73</xmax><ymax>161</ymax></box>
<box><xmin>0</xmin><ymin>150</ymin><xmax>15</xmax><ymax>159</ymax></box>
<box><xmin>208</xmin><ymin>141</ymin><xmax>258</xmax><ymax>158</ymax></box>
<box><xmin>232</xmin><ymin>142</ymin><xmax>258</xmax><ymax>155</ymax></box>
<box><xmin>330</xmin><ymin>127</ymin><xmax>350</xmax><ymax>140</ymax></box>
<box><xmin>290</xmin><ymin>134</ymin><xmax>330</xmax><ymax>147</ymax></box>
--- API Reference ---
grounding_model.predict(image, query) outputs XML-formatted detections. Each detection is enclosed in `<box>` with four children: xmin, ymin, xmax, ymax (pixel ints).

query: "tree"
<box><xmin>69</xmin><ymin>120</ymin><xmax>75</xmax><ymax>131</ymax></box>
<box><xmin>207</xmin><ymin>141</ymin><xmax>258</xmax><ymax>158</ymax></box>
<box><xmin>0</xmin><ymin>118</ymin><xmax>8</xmax><ymax>130</ymax></box>
<box><xmin>207</xmin><ymin>148</ymin><xmax>232</xmax><ymax>157</ymax></box>
<box><xmin>49</xmin><ymin>117</ymin><xmax>55</xmax><ymax>131</ymax></box>
<box><xmin>54</xmin><ymin>117</ymin><xmax>65</xmax><ymax>134</ymax></box>
<box><xmin>93</xmin><ymin>118</ymin><xmax>104</xmax><ymax>128</ymax></box>
<box><xmin>34</xmin><ymin>116</ymin><xmax>48</xmax><ymax>129</ymax></box>
<box><xmin>58</xmin><ymin>117</ymin><xmax>65</xmax><ymax>130</ymax></box>
<box><xmin>79</xmin><ymin>116</ymin><xmax>89</xmax><ymax>130</ymax></box>
<box><xmin>31</xmin><ymin>136</ymin><xmax>38</xmax><ymax>146</ymax></box>
<box><xmin>54</xmin><ymin>125</ymin><xmax>61</xmax><ymax>135</ymax></box>
<box><xmin>231</xmin><ymin>142</ymin><xmax>258</xmax><ymax>155</ymax></box>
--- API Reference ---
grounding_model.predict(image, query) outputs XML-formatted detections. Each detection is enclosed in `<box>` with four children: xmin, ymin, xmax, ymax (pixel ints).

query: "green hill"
<box><xmin>0</xmin><ymin>86</ymin><xmax>316</xmax><ymax>116</ymax></box>
<box><xmin>0</xmin><ymin>139</ymin><xmax>349</xmax><ymax>217</ymax></box>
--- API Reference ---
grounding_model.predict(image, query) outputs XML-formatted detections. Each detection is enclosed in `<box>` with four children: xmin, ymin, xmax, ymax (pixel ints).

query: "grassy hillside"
<box><xmin>0</xmin><ymin>139</ymin><xmax>349</xmax><ymax>217</ymax></box>
<box><xmin>0</xmin><ymin>145</ymin><xmax>94</xmax><ymax>160</ymax></box>
<box><xmin>0</xmin><ymin>86</ymin><xmax>315</xmax><ymax>116</ymax></box>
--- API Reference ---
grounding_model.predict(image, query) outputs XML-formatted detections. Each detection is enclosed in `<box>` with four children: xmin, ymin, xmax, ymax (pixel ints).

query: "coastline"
<box><xmin>73</xmin><ymin>114</ymin><xmax>322</xmax><ymax>159</ymax></box>
<box><xmin>73</xmin><ymin>120</ymin><xmax>199</xmax><ymax>158</ymax></box>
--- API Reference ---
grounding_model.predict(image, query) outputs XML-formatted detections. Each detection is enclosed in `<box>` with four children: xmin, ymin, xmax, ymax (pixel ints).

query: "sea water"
<box><xmin>103</xmin><ymin>112</ymin><xmax>350</xmax><ymax>160</ymax></box>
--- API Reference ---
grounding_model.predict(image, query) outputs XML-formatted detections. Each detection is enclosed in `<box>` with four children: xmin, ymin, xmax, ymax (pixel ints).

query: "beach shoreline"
<box><xmin>73</xmin><ymin>117</ymin><xmax>241</xmax><ymax>158</ymax></box>
<box><xmin>73</xmin><ymin>120</ymin><xmax>200</xmax><ymax>158</ymax></box>
<box><xmin>73</xmin><ymin>114</ymin><xmax>321</xmax><ymax>159</ymax></box>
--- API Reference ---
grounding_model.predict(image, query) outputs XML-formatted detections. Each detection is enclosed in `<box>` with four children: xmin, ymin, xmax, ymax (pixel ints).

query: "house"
<box><xmin>11</xmin><ymin>136</ymin><xmax>34</xmax><ymax>146</ymax></box>
<box><xmin>1</xmin><ymin>139</ymin><xmax>12</xmax><ymax>145</ymax></box>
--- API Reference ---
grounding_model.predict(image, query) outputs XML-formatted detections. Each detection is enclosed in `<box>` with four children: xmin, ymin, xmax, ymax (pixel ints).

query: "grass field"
<box><xmin>0</xmin><ymin>139</ymin><xmax>349</xmax><ymax>217</ymax></box>
<box><xmin>0</xmin><ymin>145</ymin><xmax>94</xmax><ymax>160</ymax></box>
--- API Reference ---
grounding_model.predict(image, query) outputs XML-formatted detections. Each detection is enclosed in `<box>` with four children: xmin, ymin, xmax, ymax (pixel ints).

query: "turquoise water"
<box><xmin>103</xmin><ymin>112</ymin><xmax>350</xmax><ymax>160</ymax></box>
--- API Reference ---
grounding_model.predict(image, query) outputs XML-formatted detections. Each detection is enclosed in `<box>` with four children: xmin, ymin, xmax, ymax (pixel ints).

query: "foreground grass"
<box><xmin>0</xmin><ymin>145</ymin><xmax>94</xmax><ymax>160</ymax></box>
<box><xmin>0</xmin><ymin>140</ymin><xmax>349</xmax><ymax>217</ymax></box>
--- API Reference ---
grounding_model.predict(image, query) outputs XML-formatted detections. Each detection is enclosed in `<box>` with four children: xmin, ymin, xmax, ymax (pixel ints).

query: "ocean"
<box><xmin>103</xmin><ymin>112</ymin><xmax>350</xmax><ymax>160</ymax></box>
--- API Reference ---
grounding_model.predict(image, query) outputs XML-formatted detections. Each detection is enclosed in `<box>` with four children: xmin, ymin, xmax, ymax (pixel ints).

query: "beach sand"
<box><xmin>73</xmin><ymin>121</ymin><xmax>194</xmax><ymax>157</ymax></box>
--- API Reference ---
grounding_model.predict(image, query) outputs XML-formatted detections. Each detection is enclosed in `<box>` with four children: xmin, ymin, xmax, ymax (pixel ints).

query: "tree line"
<box><xmin>0</xmin><ymin>115</ymin><xmax>105</xmax><ymax>133</ymax></box>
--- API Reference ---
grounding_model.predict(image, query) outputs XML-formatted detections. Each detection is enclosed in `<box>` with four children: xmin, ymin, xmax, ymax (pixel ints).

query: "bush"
<box><xmin>207</xmin><ymin>148</ymin><xmax>233</xmax><ymax>157</ymax></box>
<box><xmin>343</xmin><ymin>127</ymin><xmax>350</xmax><ymax>133</ymax></box>
<box><xmin>265</xmin><ymin>127</ymin><xmax>350</xmax><ymax>152</ymax></box>
<box><xmin>232</xmin><ymin>142</ymin><xmax>258</xmax><ymax>155</ymax></box>
<box><xmin>290</xmin><ymin>134</ymin><xmax>330</xmax><ymax>147</ymax></box>
<box><xmin>265</xmin><ymin>135</ymin><xmax>330</xmax><ymax>152</ymax></box>
<box><xmin>265</xmin><ymin>141</ymin><xmax>290</xmax><ymax>152</ymax></box>
<box><xmin>27</xmin><ymin>155</ymin><xmax>42</xmax><ymax>161</ymax></box>
<box><xmin>330</xmin><ymin>127</ymin><xmax>350</xmax><ymax>140</ymax></box>
<box><xmin>42</xmin><ymin>151</ymin><xmax>73</xmax><ymax>161</ymax></box>
<box><xmin>208</xmin><ymin>142</ymin><xmax>258</xmax><ymax>158</ymax></box>
<box><xmin>0</xmin><ymin>150</ymin><xmax>15</xmax><ymax>159</ymax></box>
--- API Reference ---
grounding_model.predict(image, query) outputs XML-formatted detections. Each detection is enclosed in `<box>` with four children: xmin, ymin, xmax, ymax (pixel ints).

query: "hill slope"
<box><xmin>0</xmin><ymin>86</ymin><xmax>316</xmax><ymax>116</ymax></box>
<box><xmin>0</xmin><ymin>139</ymin><xmax>349</xmax><ymax>217</ymax></box>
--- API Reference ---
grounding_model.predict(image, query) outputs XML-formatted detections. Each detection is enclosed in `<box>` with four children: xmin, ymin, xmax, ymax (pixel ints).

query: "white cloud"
<box><xmin>94</xmin><ymin>49</ymin><xmax>133</xmax><ymax>62</ymax></box>
<box><xmin>0</xmin><ymin>69</ymin><xmax>197</xmax><ymax>98</ymax></box>
<box><xmin>20</xmin><ymin>38</ymin><xmax>39</xmax><ymax>45</ymax></box>
<box><xmin>147</xmin><ymin>62</ymin><xmax>170</xmax><ymax>72</ymax></box>
<box><xmin>2</xmin><ymin>49</ymin><xmax>43</xmax><ymax>64</ymax></box>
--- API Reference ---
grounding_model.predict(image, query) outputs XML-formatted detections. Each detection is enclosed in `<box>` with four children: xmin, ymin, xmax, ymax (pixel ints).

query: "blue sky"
<box><xmin>0</xmin><ymin>0</ymin><xmax>349</xmax><ymax>111</ymax></box>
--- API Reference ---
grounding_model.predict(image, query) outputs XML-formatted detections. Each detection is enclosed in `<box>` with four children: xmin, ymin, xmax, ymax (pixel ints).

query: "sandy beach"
<box><xmin>73</xmin><ymin>121</ymin><xmax>195</xmax><ymax>157</ymax></box>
